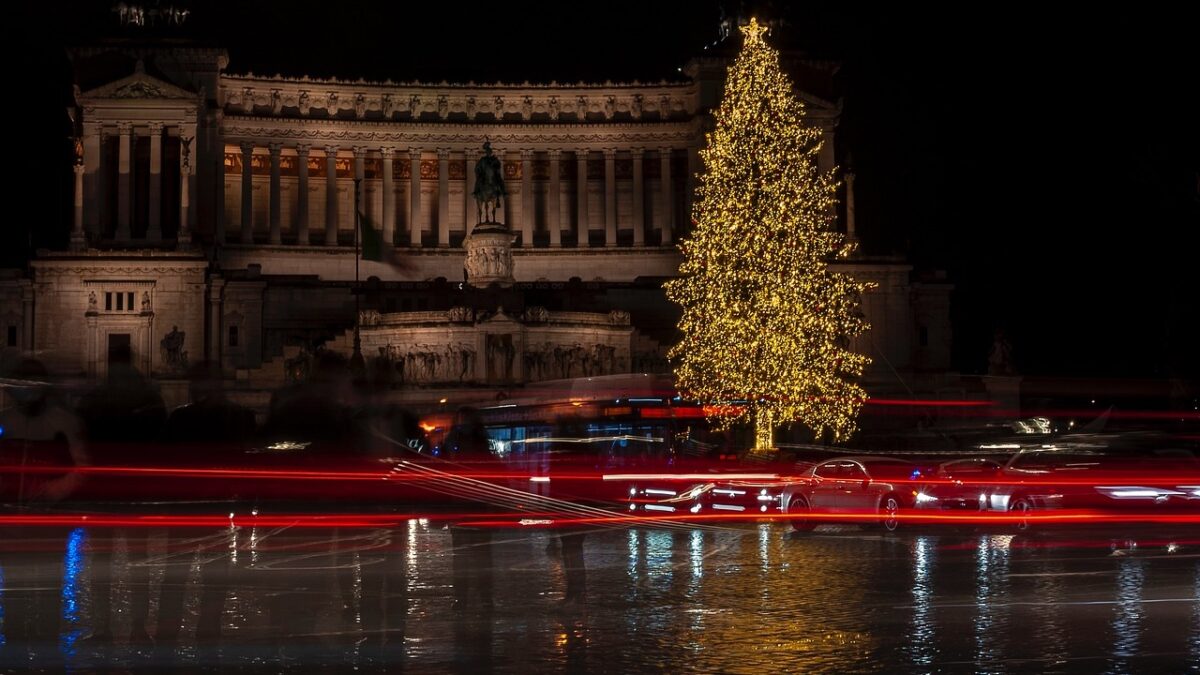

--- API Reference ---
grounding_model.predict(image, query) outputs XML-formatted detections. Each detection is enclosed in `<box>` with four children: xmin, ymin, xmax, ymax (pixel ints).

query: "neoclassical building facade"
<box><xmin>1</xmin><ymin>36</ymin><xmax>952</xmax><ymax>410</ymax></box>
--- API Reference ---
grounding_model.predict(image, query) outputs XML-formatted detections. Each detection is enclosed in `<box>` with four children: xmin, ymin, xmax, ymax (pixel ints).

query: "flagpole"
<box><xmin>351</xmin><ymin>177</ymin><xmax>364</xmax><ymax>374</ymax></box>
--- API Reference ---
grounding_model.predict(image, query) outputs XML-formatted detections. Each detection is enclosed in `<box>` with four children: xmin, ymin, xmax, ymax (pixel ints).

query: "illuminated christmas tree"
<box><xmin>665</xmin><ymin>18</ymin><xmax>872</xmax><ymax>448</ymax></box>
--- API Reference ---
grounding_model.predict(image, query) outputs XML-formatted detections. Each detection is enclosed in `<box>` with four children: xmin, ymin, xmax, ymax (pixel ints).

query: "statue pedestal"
<box><xmin>982</xmin><ymin>375</ymin><xmax>1022</xmax><ymax>418</ymax></box>
<box><xmin>464</xmin><ymin>222</ymin><xmax>517</xmax><ymax>287</ymax></box>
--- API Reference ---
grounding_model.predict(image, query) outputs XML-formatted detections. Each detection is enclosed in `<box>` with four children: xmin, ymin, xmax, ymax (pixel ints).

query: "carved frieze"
<box><xmin>377</xmin><ymin>342</ymin><xmax>478</xmax><ymax>384</ymax></box>
<box><xmin>523</xmin><ymin>306</ymin><xmax>549</xmax><ymax>323</ymax></box>
<box><xmin>446</xmin><ymin>306</ymin><xmax>475</xmax><ymax>323</ymax></box>
<box><xmin>608</xmin><ymin>310</ymin><xmax>631</xmax><ymax>326</ymax></box>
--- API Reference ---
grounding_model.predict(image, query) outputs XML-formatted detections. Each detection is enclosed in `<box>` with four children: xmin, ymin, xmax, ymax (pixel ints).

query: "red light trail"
<box><xmin>0</xmin><ymin>508</ymin><xmax>1196</xmax><ymax>529</ymax></box>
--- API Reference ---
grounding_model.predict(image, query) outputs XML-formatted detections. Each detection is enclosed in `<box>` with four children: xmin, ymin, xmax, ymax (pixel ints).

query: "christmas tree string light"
<box><xmin>665</xmin><ymin>18</ymin><xmax>873</xmax><ymax>448</ymax></box>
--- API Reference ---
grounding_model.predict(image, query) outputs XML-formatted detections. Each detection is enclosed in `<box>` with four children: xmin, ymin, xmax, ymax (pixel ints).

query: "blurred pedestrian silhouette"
<box><xmin>77</xmin><ymin>343</ymin><xmax>167</xmax><ymax>445</ymax></box>
<box><xmin>442</xmin><ymin>406</ymin><xmax>491</xmax><ymax>458</ymax></box>
<box><xmin>76</xmin><ymin>344</ymin><xmax>167</xmax><ymax>647</ymax></box>
<box><xmin>265</xmin><ymin>350</ymin><xmax>356</xmax><ymax>443</ymax></box>
<box><xmin>164</xmin><ymin>361</ymin><xmax>256</xmax><ymax>446</ymax></box>
<box><xmin>0</xmin><ymin>358</ymin><xmax>88</xmax><ymax>668</ymax></box>
<box><xmin>549</xmin><ymin>416</ymin><xmax>588</xmax><ymax>607</ymax></box>
<box><xmin>0</xmin><ymin>358</ymin><xmax>89</xmax><ymax>505</ymax></box>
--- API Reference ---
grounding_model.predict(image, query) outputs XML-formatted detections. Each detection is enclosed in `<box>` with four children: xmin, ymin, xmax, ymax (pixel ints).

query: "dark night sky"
<box><xmin>9</xmin><ymin>1</ymin><xmax>1199</xmax><ymax>380</ymax></box>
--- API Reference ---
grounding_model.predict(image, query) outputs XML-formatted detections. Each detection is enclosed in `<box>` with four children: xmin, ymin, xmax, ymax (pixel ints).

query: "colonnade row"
<box><xmin>224</xmin><ymin>144</ymin><xmax>691</xmax><ymax>248</ymax></box>
<box><xmin>74</xmin><ymin>121</ymin><xmax>197</xmax><ymax>250</ymax></box>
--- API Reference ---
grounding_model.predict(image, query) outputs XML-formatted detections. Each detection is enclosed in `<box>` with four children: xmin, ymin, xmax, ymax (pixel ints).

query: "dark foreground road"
<box><xmin>1</xmin><ymin>520</ymin><xmax>1198</xmax><ymax>673</ymax></box>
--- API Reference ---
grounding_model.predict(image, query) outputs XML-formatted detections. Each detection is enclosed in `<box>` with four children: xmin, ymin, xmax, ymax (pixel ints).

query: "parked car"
<box><xmin>781</xmin><ymin>457</ymin><xmax>928</xmax><ymax>532</ymax></box>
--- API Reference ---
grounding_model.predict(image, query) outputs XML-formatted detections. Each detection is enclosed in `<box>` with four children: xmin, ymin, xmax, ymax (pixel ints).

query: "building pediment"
<box><xmin>79</xmin><ymin>67</ymin><xmax>198</xmax><ymax>103</ymax></box>
<box><xmin>795</xmin><ymin>90</ymin><xmax>841</xmax><ymax>116</ymax></box>
<box><xmin>481</xmin><ymin>308</ymin><xmax>520</xmax><ymax>325</ymax></box>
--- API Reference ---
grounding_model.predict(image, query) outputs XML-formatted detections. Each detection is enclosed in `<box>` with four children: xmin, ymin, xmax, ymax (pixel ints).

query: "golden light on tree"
<box><xmin>665</xmin><ymin>17</ymin><xmax>873</xmax><ymax>449</ymax></box>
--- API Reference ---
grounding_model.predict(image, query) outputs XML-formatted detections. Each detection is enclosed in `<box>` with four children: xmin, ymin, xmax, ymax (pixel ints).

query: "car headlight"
<box><xmin>914</xmin><ymin>492</ymin><xmax>939</xmax><ymax>505</ymax></box>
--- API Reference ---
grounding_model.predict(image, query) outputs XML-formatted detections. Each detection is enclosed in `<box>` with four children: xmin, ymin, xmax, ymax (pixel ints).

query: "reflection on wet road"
<box><xmin>1</xmin><ymin>523</ymin><xmax>1198</xmax><ymax>672</ymax></box>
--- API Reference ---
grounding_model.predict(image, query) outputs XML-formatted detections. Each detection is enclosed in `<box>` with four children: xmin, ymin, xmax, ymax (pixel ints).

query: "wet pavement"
<box><xmin>1</xmin><ymin>521</ymin><xmax>1198</xmax><ymax>673</ymax></box>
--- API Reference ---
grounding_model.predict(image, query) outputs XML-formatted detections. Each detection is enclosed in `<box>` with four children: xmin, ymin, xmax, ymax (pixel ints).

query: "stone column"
<box><xmin>181</xmin><ymin>122</ymin><xmax>197</xmax><ymax>236</ymax></box>
<box><xmin>70</xmin><ymin>163</ymin><xmax>86</xmax><ymax>251</ymax></box>
<box><xmin>268</xmin><ymin>143</ymin><xmax>282</xmax><ymax>244</ymax></box>
<box><xmin>147</xmin><ymin>122</ymin><xmax>163</xmax><ymax>240</ymax></box>
<box><xmin>380</xmin><ymin>147</ymin><xmax>395</xmax><ymax>246</ymax></box>
<box><xmin>324</xmin><ymin>145</ymin><xmax>339</xmax><ymax>246</ymax></box>
<box><xmin>819</xmin><ymin>130</ymin><xmax>836</xmax><ymax>176</ymax></box>
<box><xmin>116</xmin><ymin>122</ymin><xmax>132</xmax><ymax>241</ymax></box>
<box><xmin>408</xmin><ymin>148</ymin><xmax>422</xmax><ymax>246</ymax></box>
<box><xmin>20</xmin><ymin>284</ymin><xmax>33</xmax><ymax>357</ymax></box>
<box><xmin>631</xmin><ymin>148</ymin><xmax>645</xmax><ymax>246</ymax></box>
<box><xmin>464</xmin><ymin>148</ymin><xmax>477</xmax><ymax>231</ymax></box>
<box><xmin>604</xmin><ymin>148</ymin><xmax>617</xmax><ymax>247</ymax></box>
<box><xmin>85</xmin><ymin>314</ymin><xmax>99</xmax><ymax>376</ymax></box>
<box><xmin>207</xmin><ymin>278</ymin><xmax>224</xmax><ymax>364</ymax></box>
<box><xmin>177</xmin><ymin>146</ymin><xmax>192</xmax><ymax>250</ymax></box>
<box><xmin>547</xmin><ymin>149</ymin><xmax>562</xmax><ymax>247</ymax></box>
<box><xmin>82</xmin><ymin>122</ymin><xmax>101</xmax><ymax>237</ymax></box>
<box><xmin>213</xmin><ymin>137</ymin><xmax>225</xmax><ymax>245</ymax></box>
<box><xmin>296</xmin><ymin>144</ymin><xmax>310</xmax><ymax>244</ymax></box>
<box><xmin>520</xmin><ymin>149</ymin><xmax>534</xmax><ymax>247</ymax></box>
<box><xmin>686</xmin><ymin>145</ymin><xmax>700</xmax><ymax>231</ymax></box>
<box><xmin>353</xmin><ymin>146</ymin><xmax>367</xmax><ymax>227</ymax></box>
<box><xmin>659</xmin><ymin>146</ymin><xmax>673</xmax><ymax>245</ymax></box>
<box><xmin>845</xmin><ymin>171</ymin><xmax>859</xmax><ymax>243</ymax></box>
<box><xmin>575</xmin><ymin>149</ymin><xmax>589</xmax><ymax>246</ymax></box>
<box><xmin>438</xmin><ymin>148</ymin><xmax>451</xmax><ymax>247</ymax></box>
<box><xmin>240</xmin><ymin>142</ymin><xmax>255</xmax><ymax>244</ymax></box>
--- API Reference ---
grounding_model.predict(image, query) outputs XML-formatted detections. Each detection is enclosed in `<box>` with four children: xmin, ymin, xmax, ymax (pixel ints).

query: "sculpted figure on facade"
<box><xmin>271</xmin><ymin>89</ymin><xmax>282</xmax><ymax>115</ymax></box>
<box><xmin>484</xmin><ymin>248</ymin><xmax>499</xmax><ymax>276</ymax></box>
<box><xmin>180</xmin><ymin>136</ymin><xmax>193</xmax><ymax>172</ymax></box>
<box><xmin>73</xmin><ymin>136</ymin><xmax>84</xmax><ymax>166</ymax></box>
<box><xmin>381</xmin><ymin>94</ymin><xmax>395</xmax><ymax>117</ymax></box>
<box><xmin>526</xmin><ymin>340</ymin><xmax>581</xmax><ymax>381</ymax></box>
<box><xmin>141</xmin><ymin>291</ymin><xmax>151</xmax><ymax>312</ymax></box>
<box><xmin>603</xmin><ymin>96</ymin><xmax>616</xmax><ymax>120</ymax></box>
<box><xmin>464</xmin><ymin>249</ymin><xmax>480</xmax><ymax>279</ymax></box>
<box><xmin>548</xmin><ymin>96</ymin><xmax>560</xmax><ymax>121</ymax></box>
<box><xmin>437</xmin><ymin>96</ymin><xmax>449</xmax><ymax>120</ymax></box>
<box><xmin>376</xmin><ymin>342</ymin><xmax>481</xmax><ymax>385</ymax></box>
<box><xmin>160</xmin><ymin>325</ymin><xmax>187</xmax><ymax>373</ymax></box>
<box><xmin>87</xmin><ymin>291</ymin><xmax>97</xmax><ymax>312</ymax></box>
<box><xmin>446</xmin><ymin>306</ymin><xmax>475</xmax><ymax>323</ymax></box>
<box><xmin>608</xmin><ymin>309</ymin><xmax>631</xmax><ymax>326</ymax></box>
<box><xmin>633</xmin><ymin>347</ymin><xmax>670</xmax><ymax>373</ymax></box>
<box><xmin>354</xmin><ymin>94</ymin><xmax>367</xmax><ymax>118</ymax></box>
<box><xmin>486</xmin><ymin>334</ymin><xmax>516</xmax><ymax>381</ymax></box>
<box><xmin>286</xmin><ymin>348</ymin><xmax>312</xmax><ymax>384</ymax></box>
<box><xmin>521</xmin><ymin>97</ymin><xmax>533</xmax><ymax>120</ymax></box>
<box><xmin>988</xmin><ymin>330</ymin><xmax>1014</xmax><ymax>376</ymax></box>
<box><xmin>298</xmin><ymin>91</ymin><xmax>310</xmax><ymax>115</ymax></box>
<box><xmin>326</xmin><ymin>91</ymin><xmax>338</xmax><ymax>114</ymax></box>
<box><xmin>523</xmin><ymin>306</ymin><xmax>549</xmax><ymax>323</ymax></box>
<box><xmin>458</xmin><ymin>342</ymin><xmax>476</xmax><ymax>381</ymax></box>
<box><xmin>631</xmin><ymin>95</ymin><xmax>643</xmax><ymax>120</ymax></box>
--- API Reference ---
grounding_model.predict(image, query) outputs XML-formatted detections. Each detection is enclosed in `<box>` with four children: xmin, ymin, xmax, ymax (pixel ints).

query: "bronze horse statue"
<box><xmin>472</xmin><ymin>141</ymin><xmax>507</xmax><ymax>223</ymax></box>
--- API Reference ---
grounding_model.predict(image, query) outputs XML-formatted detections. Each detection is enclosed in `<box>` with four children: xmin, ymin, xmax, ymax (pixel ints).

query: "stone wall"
<box><xmin>30</xmin><ymin>253</ymin><xmax>207</xmax><ymax>377</ymax></box>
